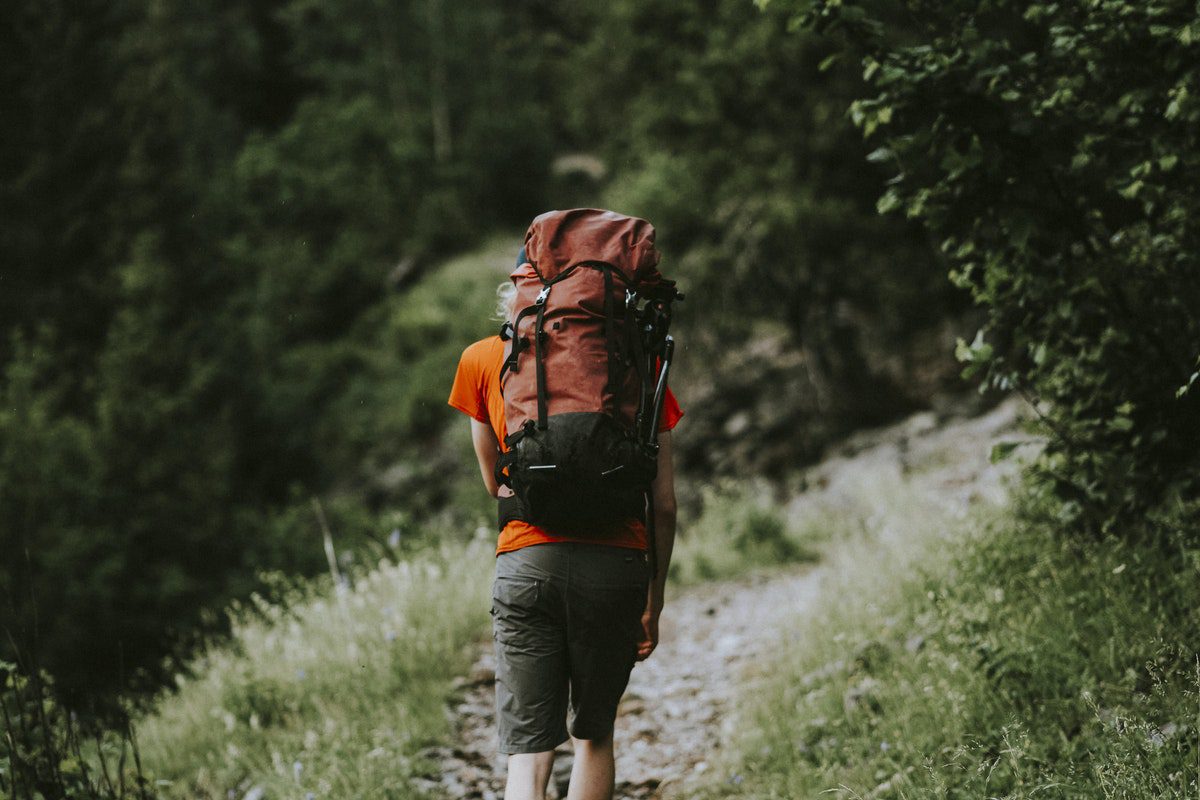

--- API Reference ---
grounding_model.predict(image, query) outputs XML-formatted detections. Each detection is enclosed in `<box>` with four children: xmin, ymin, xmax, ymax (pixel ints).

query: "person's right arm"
<box><xmin>470</xmin><ymin>418</ymin><xmax>503</xmax><ymax>498</ymax></box>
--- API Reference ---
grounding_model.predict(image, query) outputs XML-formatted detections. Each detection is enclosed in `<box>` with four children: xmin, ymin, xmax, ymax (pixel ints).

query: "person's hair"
<box><xmin>494</xmin><ymin>280</ymin><xmax>517</xmax><ymax>322</ymax></box>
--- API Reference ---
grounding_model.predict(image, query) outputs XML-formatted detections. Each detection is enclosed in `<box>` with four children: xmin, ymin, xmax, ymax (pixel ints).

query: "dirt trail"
<box><xmin>417</xmin><ymin>398</ymin><xmax>1027</xmax><ymax>799</ymax></box>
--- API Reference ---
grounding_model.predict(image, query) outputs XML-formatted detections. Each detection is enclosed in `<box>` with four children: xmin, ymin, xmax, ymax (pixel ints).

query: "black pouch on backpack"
<box><xmin>496</xmin><ymin>412</ymin><xmax>656</xmax><ymax>536</ymax></box>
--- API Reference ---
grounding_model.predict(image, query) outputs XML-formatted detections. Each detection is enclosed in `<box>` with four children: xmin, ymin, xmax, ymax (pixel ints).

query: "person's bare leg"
<box><xmin>567</xmin><ymin>733</ymin><xmax>615</xmax><ymax>800</ymax></box>
<box><xmin>506</xmin><ymin>751</ymin><xmax>556</xmax><ymax>800</ymax></box>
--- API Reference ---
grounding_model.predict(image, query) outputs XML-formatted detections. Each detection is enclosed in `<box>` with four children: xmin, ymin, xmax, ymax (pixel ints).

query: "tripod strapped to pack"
<box><xmin>494</xmin><ymin>209</ymin><xmax>682</xmax><ymax>578</ymax></box>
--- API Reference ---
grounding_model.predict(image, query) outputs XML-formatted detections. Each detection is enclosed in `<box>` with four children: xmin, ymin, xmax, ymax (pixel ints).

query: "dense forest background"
<box><xmin>3</xmin><ymin>0</ymin><xmax>1196</xmax><ymax>731</ymax></box>
<box><xmin>1</xmin><ymin>0</ymin><xmax>969</xmax><ymax>706</ymax></box>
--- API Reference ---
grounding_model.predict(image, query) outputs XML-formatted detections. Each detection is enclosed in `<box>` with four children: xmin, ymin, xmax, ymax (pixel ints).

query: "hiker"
<box><xmin>448</xmin><ymin>209</ymin><xmax>682</xmax><ymax>800</ymax></box>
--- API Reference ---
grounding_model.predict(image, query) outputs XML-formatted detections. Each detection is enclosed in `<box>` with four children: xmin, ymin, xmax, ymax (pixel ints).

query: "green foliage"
<box><xmin>703</xmin><ymin>491</ymin><xmax>1200</xmax><ymax>799</ymax></box>
<box><xmin>670</xmin><ymin>482</ymin><xmax>825</xmax><ymax>586</ymax></box>
<box><xmin>0</xmin><ymin>0</ymin><xmax>546</xmax><ymax>702</ymax></box>
<box><xmin>1</xmin><ymin>662</ymin><xmax>155</xmax><ymax>799</ymax></box>
<box><xmin>0</xmin><ymin>0</ymin><xmax>1019</xmax><ymax>710</ymax></box>
<box><xmin>575</xmin><ymin>0</ymin><xmax>962</xmax><ymax>440</ymax></box>
<box><xmin>786</xmin><ymin>0</ymin><xmax>1200</xmax><ymax>535</ymax></box>
<box><xmin>137</xmin><ymin>539</ymin><xmax>493</xmax><ymax>800</ymax></box>
<box><xmin>0</xmin><ymin>2</ymin><xmax>128</xmax><ymax>370</ymax></box>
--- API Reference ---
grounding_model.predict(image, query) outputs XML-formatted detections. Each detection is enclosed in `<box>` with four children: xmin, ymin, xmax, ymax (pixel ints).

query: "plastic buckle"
<box><xmin>535</xmin><ymin>286</ymin><xmax>550</xmax><ymax>305</ymax></box>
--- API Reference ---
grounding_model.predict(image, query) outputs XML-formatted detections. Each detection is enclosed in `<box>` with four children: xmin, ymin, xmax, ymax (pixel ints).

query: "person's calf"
<box><xmin>506</xmin><ymin>750</ymin><xmax>556</xmax><ymax>800</ymax></box>
<box><xmin>568</xmin><ymin>732</ymin><xmax>615</xmax><ymax>800</ymax></box>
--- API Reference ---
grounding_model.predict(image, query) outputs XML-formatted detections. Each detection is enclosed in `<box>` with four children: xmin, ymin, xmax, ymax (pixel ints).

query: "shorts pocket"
<box><xmin>491</xmin><ymin>576</ymin><xmax>541</xmax><ymax>626</ymax></box>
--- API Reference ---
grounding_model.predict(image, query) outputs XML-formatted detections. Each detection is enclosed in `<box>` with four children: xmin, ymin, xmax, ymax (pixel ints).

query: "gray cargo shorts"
<box><xmin>491</xmin><ymin>542</ymin><xmax>650</xmax><ymax>754</ymax></box>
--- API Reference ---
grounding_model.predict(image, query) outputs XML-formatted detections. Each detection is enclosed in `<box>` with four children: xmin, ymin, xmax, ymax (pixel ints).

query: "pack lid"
<box><xmin>522</xmin><ymin>208</ymin><xmax>660</xmax><ymax>283</ymax></box>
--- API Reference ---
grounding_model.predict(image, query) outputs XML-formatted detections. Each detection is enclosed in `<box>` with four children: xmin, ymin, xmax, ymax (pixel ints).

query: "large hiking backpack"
<box><xmin>495</xmin><ymin>208</ymin><xmax>681</xmax><ymax>539</ymax></box>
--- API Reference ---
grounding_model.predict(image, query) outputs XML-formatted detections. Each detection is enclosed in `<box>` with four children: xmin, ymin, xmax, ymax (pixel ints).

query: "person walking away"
<box><xmin>448</xmin><ymin>209</ymin><xmax>682</xmax><ymax>800</ymax></box>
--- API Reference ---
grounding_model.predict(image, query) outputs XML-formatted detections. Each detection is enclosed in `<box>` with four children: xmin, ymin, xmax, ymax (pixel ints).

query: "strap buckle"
<box><xmin>535</xmin><ymin>286</ymin><xmax>550</xmax><ymax>305</ymax></box>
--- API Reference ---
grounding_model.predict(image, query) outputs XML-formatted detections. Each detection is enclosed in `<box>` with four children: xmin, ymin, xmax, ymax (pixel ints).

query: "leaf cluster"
<box><xmin>1</xmin><ymin>662</ymin><xmax>154</xmax><ymax>800</ymax></box>
<box><xmin>789</xmin><ymin>0</ymin><xmax>1200</xmax><ymax>534</ymax></box>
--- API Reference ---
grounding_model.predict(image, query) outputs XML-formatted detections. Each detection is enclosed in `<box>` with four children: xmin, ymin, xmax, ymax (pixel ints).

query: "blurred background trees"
<box><xmin>2</xmin><ymin>0</ymin><xmax>564</xmax><ymax>704</ymax></box>
<box><xmin>18</xmin><ymin>0</ymin><xmax>1194</xmax><ymax>712</ymax></box>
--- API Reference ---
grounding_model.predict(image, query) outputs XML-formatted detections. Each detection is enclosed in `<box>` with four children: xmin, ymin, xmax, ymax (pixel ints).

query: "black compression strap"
<box><xmin>504</xmin><ymin>423</ymin><xmax>531</xmax><ymax>449</ymax></box>
<box><xmin>629</xmin><ymin>309</ymin><xmax>651</xmax><ymax>441</ymax></box>
<box><xmin>499</xmin><ymin>338</ymin><xmax>523</xmax><ymax>384</ymax></box>
<box><xmin>501</xmin><ymin>303</ymin><xmax>543</xmax><ymax>383</ymax></box>
<box><xmin>494</xmin><ymin>449</ymin><xmax>516</xmax><ymax>489</ymax></box>
<box><xmin>534</xmin><ymin>300</ymin><xmax>549</xmax><ymax>429</ymax></box>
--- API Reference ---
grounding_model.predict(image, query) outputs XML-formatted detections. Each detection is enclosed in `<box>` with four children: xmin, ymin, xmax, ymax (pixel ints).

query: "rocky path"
<box><xmin>416</xmin><ymin>567</ymin><xmax>823</xmax><ymax>800</ymax></box>
<box><xmin>417</xmin><ymin>398</ymin><xmax>1027</xmax><ymax>799</ymax></box>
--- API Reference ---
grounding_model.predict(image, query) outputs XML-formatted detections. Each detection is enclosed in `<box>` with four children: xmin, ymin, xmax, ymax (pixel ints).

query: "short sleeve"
<box><xmin>448</xmin><ymin>346</ymin><xmax>489</xmax><ymax>423</ymax></box>
<box><xmin>658</xmin><ymin>386</ymin><xmax>683</xmax><ymax>432</ymax></box>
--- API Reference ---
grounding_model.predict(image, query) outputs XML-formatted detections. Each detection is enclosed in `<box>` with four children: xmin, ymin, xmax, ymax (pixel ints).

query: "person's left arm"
<box><xmin>636</xmin><ymin>431</ymin><xmax>677</xmax><ymax>661</ymax></box>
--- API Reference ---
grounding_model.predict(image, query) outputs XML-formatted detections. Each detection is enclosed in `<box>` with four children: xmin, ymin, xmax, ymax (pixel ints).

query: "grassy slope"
<box><xmin>695</xmin><ymin>484</ymin><xmax>1200</xmax><ymax>799</ymax></box>
<box><xmin>138</xmin><ymin>543</ymin><xmax>494</xmax><ymax>799</ymax></box>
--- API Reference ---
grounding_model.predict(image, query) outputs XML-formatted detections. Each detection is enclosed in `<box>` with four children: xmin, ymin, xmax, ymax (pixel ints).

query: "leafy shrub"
<box><xmin>785</xmin><ymin>0</ymin><xmax>1200</xmax><ymax>536</ymax></box>
<box><xmin>1</xmin><ymin>662</ymin><xmax>154</xmax><ymax>799</ymax></box>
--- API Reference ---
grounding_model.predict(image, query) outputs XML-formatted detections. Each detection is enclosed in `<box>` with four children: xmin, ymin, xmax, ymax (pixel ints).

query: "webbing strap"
<box><xmin>499</xmin><ymin>339</ymin><xmax>522</xmax><ymax>385</ymax></box>
<box><xmin>533</xmin><ymin>290</ymin><xmax>550</xmax><ymax>429</ymax></box>
<box><xmin>628</xmin><ymin>306</ymin><xmax>651</xmax><ymax>441</ymax></box>
<box><xmin>500</xmin><ymin>303</ymin><xmax>542</xmax><ymax>383</ymax></box>
<box><xmin>494</xmin><ymin>449</ymin><xmax>516</xmax><ymax>488</ymax></box>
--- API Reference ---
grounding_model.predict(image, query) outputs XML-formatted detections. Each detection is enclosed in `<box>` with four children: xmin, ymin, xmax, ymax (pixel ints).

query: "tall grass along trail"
<box><xmin>416</xmin><ymin>397</ymin><xmax>1028</xmax><ymax>799</ymax></box>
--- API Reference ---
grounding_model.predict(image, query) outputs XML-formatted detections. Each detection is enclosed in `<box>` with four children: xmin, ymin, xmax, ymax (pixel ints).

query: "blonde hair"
<box><xmin>494</xmin><ymin>280</ymin><xmax>517</xmax><ymax>322</ymax></box>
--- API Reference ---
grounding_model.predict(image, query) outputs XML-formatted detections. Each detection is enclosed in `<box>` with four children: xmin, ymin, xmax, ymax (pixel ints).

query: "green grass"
<box><xmin>137</xmin><ymin>541</ymin><xmax>494</xmax><ymax>799</ymax></box>
<box><xmin>695</xmin><ymin>487</ymin><xmax>1200</xmax><ymax>799</ymax></box>
<box><xmin>669</xmin><ymin>480</ymin><xmax>829</xmax><ymax>587</ymax></box>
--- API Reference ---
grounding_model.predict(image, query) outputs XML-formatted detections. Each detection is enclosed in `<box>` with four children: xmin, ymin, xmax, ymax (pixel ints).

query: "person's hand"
<box><xmin>636</xmin><ymin>600</ymin><xmax>662</xmax><ymax>661</ymax></box>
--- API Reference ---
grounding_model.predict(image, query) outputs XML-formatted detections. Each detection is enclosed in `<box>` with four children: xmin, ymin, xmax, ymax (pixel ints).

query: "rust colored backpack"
<box><xmin>495</xmin><ymin>208</ymin><xmax>682</xmax><ymax>541</ymax></box>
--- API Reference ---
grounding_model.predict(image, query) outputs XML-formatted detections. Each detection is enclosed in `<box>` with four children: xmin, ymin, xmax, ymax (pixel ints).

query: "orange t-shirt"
<box><xmin>448</xmin><ymin>335</ymin><xmax>683</xmax><ymax>555</ymax></box>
